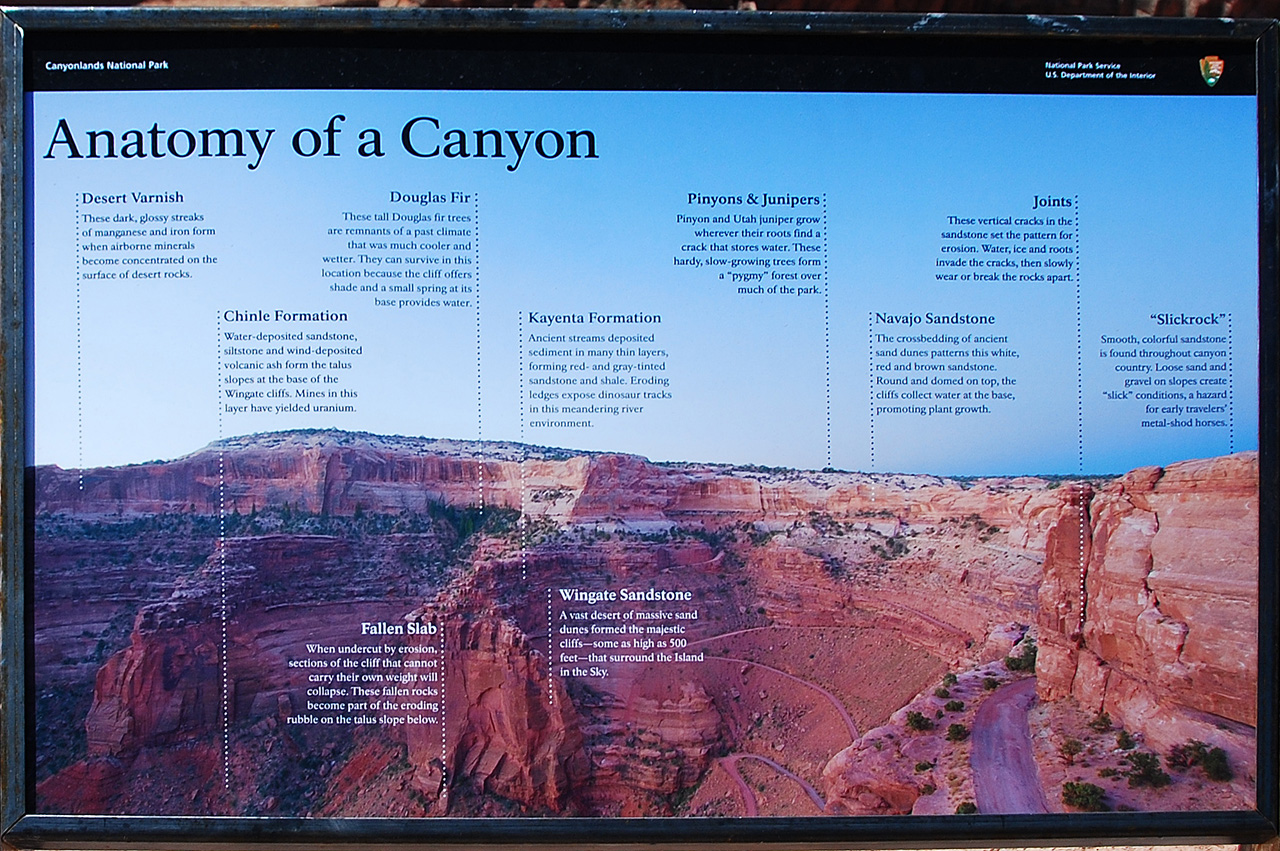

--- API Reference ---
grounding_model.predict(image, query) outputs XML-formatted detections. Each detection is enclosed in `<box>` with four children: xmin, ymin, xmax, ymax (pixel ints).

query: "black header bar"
<box><xmin>21</xmin><ymin>10</ymin><xmax>1262</xmax><ymax>96</ymax></box>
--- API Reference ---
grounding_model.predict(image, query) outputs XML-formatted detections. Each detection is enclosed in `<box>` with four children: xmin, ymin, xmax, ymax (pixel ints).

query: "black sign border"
<box><xmin>1</xmin><ymin>8</ymin><xmax>1276</xmax><ymax>849</ymax></box>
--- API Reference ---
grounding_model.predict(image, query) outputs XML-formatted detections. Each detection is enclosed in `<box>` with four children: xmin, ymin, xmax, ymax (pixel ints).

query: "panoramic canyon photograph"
<box><xmin>31</xmin><ymin>429</ymin><xmax>1258</xmax><ymax>818</ymax></box>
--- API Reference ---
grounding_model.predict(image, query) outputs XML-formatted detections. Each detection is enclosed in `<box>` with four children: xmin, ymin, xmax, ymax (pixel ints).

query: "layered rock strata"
<box><xmin>1036</xmin><ymin>453</ymin><xmax>1258</xmax><ymax>775</ymax></box>
<box><xmin>34</xmin><ymin>432</ymin><xmax>1259</xmax><ymax>816</ymax></box>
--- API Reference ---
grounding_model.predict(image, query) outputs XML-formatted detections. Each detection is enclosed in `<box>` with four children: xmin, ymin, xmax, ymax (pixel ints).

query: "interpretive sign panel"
<box><xmin>4</xmin><ymin>10</ymin><xmax>1276</xmax><ymax>848</ymax></box>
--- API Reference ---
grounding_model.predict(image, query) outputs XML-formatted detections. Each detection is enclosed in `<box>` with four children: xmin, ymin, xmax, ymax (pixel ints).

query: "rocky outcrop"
<box><xmin>750</xmin><ymin>531</ymin><xmax>1042</xmax><ymax>668</ymax></box>
<box><xmin>84</xmin><ymin>601</ymin><xmax>222</xmax><ymax>756</ymax></box>
<box><xmin>1036</xmin><ymin>453</ymin><xmax>1257</xmax><ymax>767</ymax></box>
<box><xmin>823</xmin><ymin>656</ymin><xmax>1023</xmax><ymax>815</ymax></box>
<box><xmin>1034</xmin><ymin>483</ymin><xmax>1095</xmax><ymax>695</ymax></box>
<box><xmin>35</xmin><ymin>756</ymin><xmax>130</xmax><ymax>813</ymax></box>
<box><xmin>823</xmin><ymin>735</ymin><xmax>927</xmax><ymax>815</ymax></box>
<box><xmin>582</xmin><ymin>678</ymin><xmax>725</xmax><ymax>813</ymax></box>
<box><xmin>404</xmin><ymin>606</ymin><xmax>589</xmax><ymax>813</ymax></box>
<box><xmin>82</xmin><ymin>533</ymin><xmax>415</xmax><ymax>758</ymax></box>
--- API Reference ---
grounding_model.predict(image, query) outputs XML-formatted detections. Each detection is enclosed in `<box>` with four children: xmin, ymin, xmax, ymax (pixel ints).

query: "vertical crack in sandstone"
<box><xmin>320</xmin><ymin>450</ymin><xmax>343</xmax><ymax>517</ymax></box>
<box><xmin>1076</xmin><ymin>486</ymin><xmax>1089</xmax><ymax>640</ymax></box>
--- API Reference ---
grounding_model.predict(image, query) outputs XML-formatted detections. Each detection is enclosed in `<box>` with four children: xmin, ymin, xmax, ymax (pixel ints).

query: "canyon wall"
<box><xmin>34</xmin><ymin>431</ymin><xmax>1065</xmax><ymax>542</ymax></box>
<box><xmin>403</xmin><ymin>606</ymin><xmax>590</xmax><ymax>813</ymax></box>
<box><xmin>35</xmin><ymin>432</ymin><xmax>1259</xmax><ymax>815</ymax></box>
<box><xmin>1036</xmin><ymin>453</ymin><xmax>1258</xmax><ymax>773</ymax></box>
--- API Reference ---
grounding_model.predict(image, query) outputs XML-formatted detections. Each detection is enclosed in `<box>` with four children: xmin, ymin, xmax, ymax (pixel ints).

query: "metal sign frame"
<box><xmin>1</xmin><ymin>9</ymin><xmax>1276</xmax><ymax>848</ymax></box>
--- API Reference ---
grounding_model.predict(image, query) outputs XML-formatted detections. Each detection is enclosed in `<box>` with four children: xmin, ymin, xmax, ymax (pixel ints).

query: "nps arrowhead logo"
<box><xmin>1200</xmin><ymin>55</ymin><xmax>1224</xmax><ymax>87</ymax></box>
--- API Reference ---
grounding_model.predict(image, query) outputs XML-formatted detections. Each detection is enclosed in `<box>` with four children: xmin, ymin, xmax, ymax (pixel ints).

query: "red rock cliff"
<box><xmin>35</xmin><ymin>430</ymin><xmax>1066</xmax><ymax>538</ymax></box>
<box><xmin>1036</xmin><ymin>453</ymin><xmax>1257</xmax><ymax>767</ymax></box>
<box><xmin>403</xmin><ymin>605</ymin><xmax>589</xmax><ymax>814</ymax></box>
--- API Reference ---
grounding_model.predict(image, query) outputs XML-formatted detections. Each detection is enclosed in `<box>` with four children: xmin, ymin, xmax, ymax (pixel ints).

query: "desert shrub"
<box><xmin>1088</xmin><ymin>712</ymin><xmax>1113</xmax><ymax>733</ymax></box>
<box><xmin>935</xmin><ymin>687</ymin><xmax>951</xmax><ymax>699</ymax></box>
<box><xmin>1005</xmin><ymin>641</ymin><xmax>1038</xmax><ymax>673</ymax></box>
<box><xmin>955</xmin><ymin>801</ymin><xmax>977</xmax><ymax>814</ymax></box>
<box><xmin>1168</xmin><ymin>740</ymin><xmax>1205</xmax><ymax>769</ymax></box>
<box><xmin>1098</xmin><ymin>767</ymin><xmax>1118</xmax><ymax>778</ymax></box>
<box><xmin>946</xmin><ymin>723</ymin><xmax>970</xmax><ymax>742</ymax></box>
<box><xmin>1062</xmin><ymin>781</ymin><xmax>1109</xmax><ymax>811</ymax></box>
<box><xmin>945</xmin><ymin>700</ymin><xmax>965</xmax><ymax>713</ymax></box>
<box><xmin>942</xmin><ymin>672</ymin><xmax>958</xmax><ymax>687</ymax></box>
<box><xmin>914</xmin><ymin>760</ymin><xmax>934</xmax><ymax>773</ymax></box>
<box><xmin>1116</xmin><ymin>730</ymin><xmax>1136</xmax><ymax>750</ymax></box>
<box><xmin>1123</xmin><ymin>751</ymin><xmax>1171</xmax><ymax>788</ymax></box>
<box><xmin>906</xmin><ymin>711</ymin><xmax>933</xmax><ymax>732</ymax></box>
<box><xmin>920</xmin><ymin>783</ymin><xmax>936</xmax><ymax>795</ymax></box>
<box><xmin>1060</xmin><ymin>739</ymin><xmax>1084</xmax><ymax>764</ymax></box>
<box><xmin>1203</xmin><ymin>747</ymin><xmax>1233</xmax><ymax>781</ymax></box>
<box><xmin>1170</xmin><ymin>740</ymin><xmax>1232</xmax><ymax>781</ymax></box>
<box><xmin>872</xmin><ymin>536</ymin><xmax>909</xmax><ymax>560</ymax></box>
<box><xmin>982</xmin><ymin>677</ymin><xmax>999</xmax><ymax>690</ymax></box>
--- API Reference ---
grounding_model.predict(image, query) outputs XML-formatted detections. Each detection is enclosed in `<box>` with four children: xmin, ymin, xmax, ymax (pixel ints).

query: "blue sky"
<box><xmin>31</xmin><ymin>89</ymin><xmax>1258</xmax><ymax>475</ymax></box>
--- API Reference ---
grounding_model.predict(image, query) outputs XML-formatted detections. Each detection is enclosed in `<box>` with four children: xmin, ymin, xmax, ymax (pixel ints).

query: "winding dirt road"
<box><xmin>717</xmin><ymin>754</ymin><xmax>826</xmax><ymax>816</ymax></box>
<box><xmin>971</xmin><ymin>677</ymin><xmax>1050</xmax><ymax>814</ymax></box>
<box><xmin>705</xmin><ymin>655</ymin><xmax>860</xmax><ymax>742</ymax></box>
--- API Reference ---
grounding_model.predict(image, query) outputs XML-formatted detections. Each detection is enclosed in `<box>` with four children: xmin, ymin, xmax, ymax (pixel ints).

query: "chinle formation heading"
<box><xmin>43</xmin><ymin>115</ymin><xmax>598</xmax><ymax>172</ymax></box>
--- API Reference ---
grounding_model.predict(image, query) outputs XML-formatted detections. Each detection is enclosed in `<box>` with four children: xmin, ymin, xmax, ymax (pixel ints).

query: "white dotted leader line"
<box><xmin>867</xmin><ymin>311</ymin><xmax>874</xmax><ymax>471</ymax></box>
<box><xmin>1077</xmin><ymin>485</ymin><xmax>1088</xmax><ymax>637</ymax></box>
<box><xmin>823</xmin><ymin>194</ymin><xmax>831</xmax><ymax>470</ymax></box>
<box><xmin>1075</xmin><ymin>195</ymin><xmax>1082</xmax><ymax>475</ymax></box>
<box><xmin>867</xmin><ymin>311</ymin><xmax>878</xmax><ymax>507</ymax></box>
<box><xmin>1074</xmin><ymin>197</ymin><xmax>1087</xmax><ymax>637</ymax></box>
<box><xmin>475</xmin><ymin>194</ymin><xmax>484</xmax><ymax>510</ymax></box>
<box><xmin>439</xmin><ymin>619</ymin><xmax>448</xmax><ymax>802</ymax></box>
<box><xmin>547</xmin><ymin>588</ymin><xmax>554</xmax><ymax>705</ymax></box>
<box><xmin>217</xmin><ymin>312</ymin><xmax>230</xmax><ymax>789</ymax></box>
<box><xmin>219</xmin><ymin>452</ymin><xmax>229</xmax><ymax>788</ymax></box>
<box><xmin>519</xmin><ymin>311</ymin><xmax>528</xmax><ymax>583</ymax></box>
<box><xmin>1227</xmin><ymin>313</ymin><xmax>1234</xmax><ymax>454</ymax></box>
<box><xmin>76</xmin><ymin>194</ymin><xmax>83</xmax><ymax>490</ymax></box>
